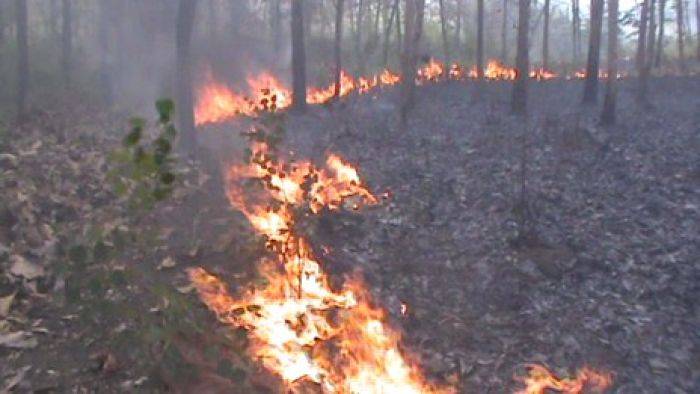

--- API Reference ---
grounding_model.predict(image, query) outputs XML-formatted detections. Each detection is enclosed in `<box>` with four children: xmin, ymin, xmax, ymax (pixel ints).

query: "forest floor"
<box><xmin>1</xmin><ymin>77</ymin><xmax>698</xmax><ymax>393</ymax></box>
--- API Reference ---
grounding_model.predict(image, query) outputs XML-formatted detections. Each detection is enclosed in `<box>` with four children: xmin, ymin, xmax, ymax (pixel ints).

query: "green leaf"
<box><xmin>123</xmin><ymin>128</ymin><xmax>141</xmax><ymax>147</ymax></box>
<box><xmin>155</xmin><ymin>99</ymin><xmax>175</xmax><ymax>123</ymax></box>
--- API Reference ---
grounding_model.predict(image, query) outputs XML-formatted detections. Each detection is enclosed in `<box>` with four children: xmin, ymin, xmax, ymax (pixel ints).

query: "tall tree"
<box><xmin>0</xmin><ymin>2</ymin><xmax>4</xmax><ymax>45</ymax></box>
<box><xmin>61</xmin><ymin>0</ymin><xmax>72</xmax><ymax>87</ymax></box>
<box><xmin>542</xmin><ymin>0</ymin><xmax>550</xmax><ymax>69</ymax></box>
<box><xmin>438</xmin><ymin>0</ymin><xmax>450</xmax><ymax>63</ymax></box>
<box><xmin>455</xmin><ymin>0</ymin><xmax>463</xmax><ymax>56</ymax></box>
<box><xmin>98</xmin><ymin>0</ymin><xmax>112</xmax><ymax>105</ymax></box>
<box><xmin>601</xmin><ymin>0</ymin><xmax>619</xmax><ymax>124</ymax></box>
<box><xmin>400</xmin><ymin>0</ymin><xmax>425</xmax><ymax>121</ymax></box>
<box><xmin>501</xmin><ymin>0</ymin><xmax>509</xmax><ymax>61</ymax></box>
<box><xmin>334</xmin><ymin>0</ymin><xmax>345</xmax><ymax>98</ymax></box>
<box><xmin>511</xmin><ymin>0</ymin><xmax>531</xmax><ymax>114</ymax></box>
<box><xmin>696</xmin><ymin>0</ymin><xmax>699</xmax><ymax>60</ymax></box>
<box><xmin>637</xmin><ymin>0</ymin><xmax>651</xmax><ymax>103</ymax></box>
<box><xmin>175</xmin><ymin>0</ymin><xmax>197</xmax><ymax>153</ymax></box>
<box><xmin>572</xmin><ymin>0</ymin><xmax>582</xmax><ymax>65</ymax></box>
<box><xmin>647</xmin><ymin>0</ymin><xmax>657</xmax><ymax>69</ymax></box>
<box><xmin>355</xmin><ymin>0</ymin><xmax>366</xmax><ymax>74</ymax></box>
<box><xmin>655</xmin><ymin>0</ymin><xmax>666</xmax><ymax>66</ymax></box>
<box><xmin>582</xmin><ymin>0</ymin><xmax>604</xmax><ymax>104</ymax></box>
<box><xmin>291</xmin><ymin>0</ymin><xmax>307</xmax><ymax>112</ymax></box>
<box><xmin>270</xmin><ymin>0</ymin><xmax>282</xmax><ymax>55</ymax></box>
<box><xmin>16</xmin><ymin>0</ymin><xmax>28</xmax><ymax>122</ymax></box>
<box><xmin>676</xmin><ymin>0</ymin><xmax>686</xmax><ymax>72</ymax></box>
<box><xmin>382</xmin><ymin>0</ymin><xmax>399</xmax><ymax>66</ymax></box>
<box><xmin>476</xmin><ymin>0</ymin><xmax>485</xmax><ymax>79</ymax></box>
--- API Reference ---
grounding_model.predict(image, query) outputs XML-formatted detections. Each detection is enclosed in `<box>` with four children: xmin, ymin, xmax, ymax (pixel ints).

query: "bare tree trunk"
<box><xmin>476</xmin><ymin>0</ymin><xmax>485</xmax><ymax>79</ymax></box>
<box><xmin>501</xmin><ymin>0</ymin><xmax>509</xmax><ymax>61</ymax></box>
<box><xmin>696</xmin><ymin>0</ymin><xmax>700</xmax><ymax>60</ymax></box>
<box><xmin>61</xmin><ymin>0</ymin><xmax>72</xmax><ymax>87</ymax></box>
<box><xmin>334</xmin><ymin>0</ymin><xmax>345</xmax><ymax>97</ymax></box>
<box><xmin>382</xmin><ymin>0</ymin><xmax>399</xmax><ymax>66</ymax></box>
<box><xmin>676</xmin><ymin>0</ymin><xmax>686</xmax><ymax>72</ymax></box>
<box><xmin>647</xmin><ymin>0</ymin><xmax>657</xmax><ymax>69</ymax></box>
<box><xmin>601</xmin><ymin>0</ymin><xmax>619</xmax><ymax>124</ymax></box>
<box><xmin>98</xmin><ymin>0</ymin><xmax>112</xmax><ymax>106</ymax></box>
<box><xmin>655</xmin><ymin>0</ymin><xmax>666</xmax><ymax>66</ymax></box>
<box><xmin>455</xmin><ymin>0</ymin><xmax>463</xmax><ymax>57</ymax></box>
<box><xmin>0</xmin><ymin>2</ymin><xmax>4</xmax><ymax>45</ymax></box>
<box><xmin>511</xmin><ymin>0</ymin><xmax>531</xmax><ymax>114</ymax></box>
<box><xmin>16</xmin><ymin>0</ymin><xmax>28</xmax><ymax>123</ymax></box>
<box><xmin>400</xmin><ymin>0</ymin><xmax>425</xmax><ymax>122</ymax></box>
<box><xmin>572</xmin><ymin>0</ymin><xmax>581</xmax><ymax>65</ymax></box>
<box><xmin>637</xmin><ymin>0</ymin><xmax>650</xmax><ymax>103</ymax></box>
<box><xmin>355</xmin><ymin>0</ymin><xmax>366</xmax><ymax>74</ymax></box>
<box><xmin>543</xmin><ymin>0</ymin><xmax>550</xmax><ymax>68</ymax></box>
<box><xmin>269</xmin><ymin>0</ymin><xmax>280</xmax><ymax>54</ymax></box>
<box><xmin>396</xmin><ymin>1</ymin><xmax>402</xmax><ymax>55</ymax></box>
<box><xmin>50</xmin><ymin>0</ymin><xmax>60</xmax><ymax>41</ymax></box>
<box><xmin>582</xmin><ymin>0</ymin><xmax>604</xmax><ymax>104</ymax></box>
<box><xmin>175</xmin><ymin>0</ymin><xmax>197</xmax><ymax>154</ymax></box>
<box><xmin>291</xmin><ymin>0</ymin><xmax>307</xmax><ymax>112</ymax></box>
<box><xmin>438</xmin><ymin>0</ymin><xmax>450</xmax><ymax>63</ymax></box>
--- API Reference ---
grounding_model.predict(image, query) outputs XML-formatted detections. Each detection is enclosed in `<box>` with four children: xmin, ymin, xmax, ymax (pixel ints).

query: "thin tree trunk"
<box><xmin>676</xmin><ymin>0</ymin><xmax>686</xmax><ymax>72</ymax></box>
<box><xmin>382</xmin><ymin>0</ymin><xmax>399</xmax><ymax>67</ymax></box>
<box><xmin>655</xmin><ymin>0</ymin><xmax>666</xmax><ymax>66</ymax></box>
<box><xmin>502</xmin><ymin>0</ymin><xmax>509</xmax><ymax>61</ymax></box>
<box><xmin>175</xmin><ymin>0</ymin><xmax>197</xmax><ymax>153</ymax></box>
<box><xmin>0</xmin><ymin>2</ymin><xmax>4</xmax><ymax>45</ymax></box>
<box><xmin>291</xmin><ymin>0</ymin><xmax>307</xmax><ymax>112</ymax></box>
<box><xmin>438</xmin><ymin>0</ymin><xmax>450</xmax><ymax>63</ymax></box>
<box><xmin>334</xmin><ymin>0</ymin><xmax>345</xmax><ymax>97</ymax></box>
<box><xmin>543</xmin><ymin>0</ymin><xmax>550</xmax><ymax>68</ymax></box>
<box><xmin>582</xmin><ymin>0</ymin><xmax>604</xmax><ymax>104</ymax></box>
<box><xmin>16</xmin><ymin>0</ymin><xmax>28</xmax><ymax>122</ymax></box>
<box><xmin>637</xmin><ymin>0</ymin><xmax>650</xmax><ymax>103</ymax></box>
<box><xmin>455</xmin><ymin>0</ymin><xmax>463</xmax><ymax>57</ymax></box>
<box><xmin>355</xmin><ymin>0</ymin><xmax>365</xmax><ymax>74</ymax></box>
<box><xmin>270</xmin><ymin>0</ymin><xmax>281</xmax><ymax>54</ymax></box>
<box><xmin>400</xmin><ymin>0</ymin><xmax>425</xmax><ymax>122</ymax></box>
<box><xmin>647</xmin><ymin>0</ymin><xmax>657</xmax><ymax>70</ymax></box>
<box><xmin>50</xmin><ymin>0</ymin><xmax>60</xmax><ymax>41</ymax></box>
<box><xmin>511</xmin><ymin>0</ymin><xmax>531</xmax><ymax>114</ymax></box>
<box><xmin>61</xmin><ymin>0</ymin><xmax>72</xmax><ymax>87</ymax></box>
<box><xmin>98</xmin><ymin>0</ymin><xmax>112</xmax><ymax>106</ymax></box>
<box><xmin>601</xmin><ymin>0</ymin><xmax>619</xmax><ymax>124</ymax></box>
<box><xmin>696</xmin><ymin>0</ymin><xmax>700</xmax><ymax>60</ymax></box>
<box><xmin>476</xmin><ymin>0</ymin><xmax>485</xmax><ymax>79</ymax></box>
<box><xmin>396</xmin><ymin>1</ymin><xmax>402</xmax><ymax>59</ymax></box>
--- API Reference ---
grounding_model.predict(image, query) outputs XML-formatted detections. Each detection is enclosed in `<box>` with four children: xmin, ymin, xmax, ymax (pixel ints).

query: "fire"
<box><xmin>379</xmin><ymin>69</ymin><xmax>401</xmax><ymax>85</ymax></box>
<box><xmin>529</xmin><ymin>68</ymin><xmax>558</xmax><ymax>80</ymax></box>
<box><xmin>189</xmin><ymin>140</ymin><xmax>445</xmax><ymax>392</ymax></box>
<box><xmin>515</xmin><ymin>365</ymin><xmax>613</xmax><ymax>394</ymax></box>
<box><xmin>358</xmin><ymin>76</ymin><xmax>379</xmax><ymax>94</ymax></box>
<box><xmin>484</xmin><ymin>60</ymin><xmax>519</xmax><ymax>80</ymax></box>
<box><xmin>417</xmin><ymin>58</ymin><xmax>445</xmax><ymax>83</ymax></box>
<box><xmin>448</xmin><ymin>63</ymin><xmax>466</xmax><ymax>80</ymax></box>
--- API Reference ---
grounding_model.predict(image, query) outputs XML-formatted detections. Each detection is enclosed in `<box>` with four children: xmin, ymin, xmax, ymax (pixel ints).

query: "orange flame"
<box><xmin>484</xmin><ymin>60</ymin><xmax>519</xmax><ymax>80</ymax></box>
<box><xmin>417</xmin><ymin>58</ymin><xmax>445</xmax><ymax>83</ymax></box>
<box><xmin>529</xmin><ymin>68</ymin><xmax>558</xmax><ymax>80</ymax></box>
<box><xmin>515</xmin><ymin>364</ymin><xmax>613</xmax><ymax>394</ymax></box>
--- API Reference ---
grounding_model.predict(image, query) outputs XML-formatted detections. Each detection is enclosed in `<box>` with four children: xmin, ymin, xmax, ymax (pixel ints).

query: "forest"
<box><xmin>0</xmin><ymin>0</ymin><xmax>698</xmax><ymax>393</ymax></box>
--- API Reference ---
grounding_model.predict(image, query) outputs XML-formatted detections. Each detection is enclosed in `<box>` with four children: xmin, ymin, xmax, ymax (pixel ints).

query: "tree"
<box><xmin>676</xmin><ymin>0</ymin><xmax>686</xmax><ymax>72</ymax></box>
<box><xmin>291</xmin><ymin>0</ymin><xmax>307</xmax><ymax>112</ymax></box>
<box><xmin>16</xmin><ymin>0</ymin><xmax>28</xmax><ymax>122</ymax></box>
<box><xmin>175</xmin><ymin>0</ymin><xmax>197</xmax><ymax>153</ymax></box>
<box><xmin>354</xmin><ymin>0</ymin><xmax>366</xmax><ymax>75</ymax></box>
<box><xmin>0</xmin><ymin>2</ymin><xmax>4</xmax><ymax>45</ymax></box>
<box><xmin>438</xmin><ymin>0</ymin><xmax>450</xmax><ymax>63</ymax></box>
<box><xmin>636</xmin><ymin>0</ymin><xmax>651</xmax><ymax>103</ymax></box>
<box><xmin>400</xmin><ymin>0</ymin><xmax>425</xmax><ymax>122</ymax></box>
<box><xmin>647</xmin><ymin>0</ymin><xmax>657</xmax><ymax>70</ymax></box>
<box><xmin>601</xmin><ymin>0</ymin><xmax>619</xmax><ymax>124</ymax></box>
<box><xmin>334</xmin><ymin>0</ymin><xmax>345</xmax><ymax>98</ymax></box>
<box><xmin>382</xmin><ymin>0</ymin><xmax>399</xmax><ymax>66</ymax></box>
<box><xmin>542</xmin><ymin>0</ymin><xmax>550</xmax><ymax>69</ymax></box>
<box><xmin>582</xmin><ymin>0</ymin><xmax>604</xmax><ymax>104</ymax></box>
<box><xmin>98</xmin><ymin>0</ymin><xmax>113</xmax><ymax>105</ymax></box>
<box><xmin>655</xmin><ymin>0</ymin><xmax>666</xmax><ymax>67</ymax></box>
<box><xmin>697</xmin><ymin>0</ymin><xmax>700</xmax><ymax>60</ymax></box>
<box><xmin>270</xmin><ymin>0</ymin><xmax>282</xmax><ymax>55</ymax></box>
<box><xmin>572</xmin><ymin>0</ymin><xmax>582</xmax><ymax>65</ymax></box>
<box><xmin>61</xmin><ymin>0</ymin><xmax>72</xmax><ymax>87</ymax></box>
<box><xmin>501</xmin><ymin>0</ymin><xmax>509</xmax><ymax>61</ymax></box>
<box><xmin>511</xmin><ymin>0</ymin><xmax>531</xmax><ymax>114</ymax></box>
<box><xmin>476</xmin><ymin>0</ymin><xmax>485</xmax><ymax>79</ymax></box>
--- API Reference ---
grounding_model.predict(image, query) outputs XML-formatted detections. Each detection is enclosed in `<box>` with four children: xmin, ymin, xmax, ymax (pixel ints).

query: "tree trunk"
<box><xmin>396</xmin><ymin>1</ymin><xmax>402</xmax><ymax>56</ymax></box>
<box><xmin>438</xmin><ymin>0</ymin><xmax>450</xmax><ymax>63</ymax></box>
<box><xmin>582</xmin><ymin>0</ymin><xmax>604</xmax><ymax>104</ymax></box>
<box><xmin>476</xmin><ymin>0</ymin><xmax>485</xmax><ymax>79</ymax></box>
<box><xmin>334</xmin><ymin>0</ymin><xmax>345</xmax><ymax>97</ymax></box>
<box><xmin>0</xmin><ymin>2</ymin><xmax>4</xmax><ymax>45</ymax></box>
<box><xmin>511</xmin><ymin>0</ymin><xmax>531</xmax><ymax>114</ymax></box>
<box><xmin>542</xmin><ymin>0</ymin><xmax>550</xmax><ymax>68</ymax></box>
<box><xmin>400</xmin><ymin>0</ymin><xmax>425</xmax><ymax>122</ymax></box>
<box><xmin>696</xmin><ymin>0</ymin><xmax>700</xmax><ymax>60</ymax></box>
<box><xmin>61</xmin><ymin>0</ymin><xmax>72</xmax><ymax>87</ymax></box>
<box><xmin>16</xmin><ymin>0</ymin><xmax>28</xmax><ymax>123</ymax></box>
<box><xmin>291</xmin><ymin>0</ymin><xmax>307</xmax><ymax>112</ymax></box>
<box><xmin>175</xmin><ymin>0</ymin><xmax>197</xmax><ymax>154</ymax></box>
<box><xmin>382</xmin><ymin>0</ymin><xmax>399</xmax><ymax>67</ymax></box>
<box><xmin>501</xmin><ymin>0</ymin><xmax>508</xmax><ymax>61</ymax></box>
<box><xmin>637</xmin><ymin>0</ymin><xmax>650</xmax><ymax>103</ymax></box>
<box><xmin>455</xmin><ymin>0</ymin><xmax>463</xmax><ymax>57</ymax></box>
<box><xmin>676</xmin><ymin>0</ymin><xmax>686</xmax><ymax>72</ymax></box>
<box><xmin>601</xmin><ymin>0</ymin><xmax>619</xmax><ymax>125</ymax></box>
<box><xmin>50</xmin><ymin>0</ymin><xmax>60</xmax><ymax>41</ymax></box>
<box><xmin>655</xmin><ymin>0</ymin><xmax>666</xmax><ymax>66</ymax></box>
<box><xmin>572</xmin><ymin>0</ymin><xmax>581</xmax><ymax>65</ymax></box>
<box><xmin>270</xmin><ymin>0</ymin><xmax>281</xmax><ymax>54</ymax></box>
<box><xmin>355</xmin><ymin>0</ymin><xmax>365</xmax><ymax>74</ymax></box>
<box><xmin>98</xmin><ymin>0</ymin><xmax>112</xmax><ymax>106</ymax></box>
<box><xmin>647</xmin><ymin>0</ymin><xmax>657</xmax><ymax>70</ymax></box>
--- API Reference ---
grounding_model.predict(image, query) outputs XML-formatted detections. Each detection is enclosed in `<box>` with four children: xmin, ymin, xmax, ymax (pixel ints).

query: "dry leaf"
<box><xmin>158</xmin><ymin>256</ymin><xmax>177</xmax><ymax>270</ymax></box>
<box><xmin>0</xmin><ymin>331</ymin><xmax>38</xmax><ymax>349</ymax></box>
<box><xmin>0</xmin><ymin>292</ymin><xmax>16</xmax><ymax>318</ymax></box>
<box><xmin>9</xmin><ymin>255</ymin><xmax>44</xmax><ymax>280</ymax></box>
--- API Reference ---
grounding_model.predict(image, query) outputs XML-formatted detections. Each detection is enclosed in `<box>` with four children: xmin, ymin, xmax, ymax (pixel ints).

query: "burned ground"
<box><xmin>1</xmin><ymin>78</ymin><xmax>699</xmax><ymax>393</ymax></box>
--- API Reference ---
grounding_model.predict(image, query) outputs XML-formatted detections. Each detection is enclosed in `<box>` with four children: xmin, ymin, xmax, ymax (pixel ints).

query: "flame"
<box><xmin>529</xmin><ymin>68</ymin><xmax>558</xmax><ymax>80</ymax></box>
<box><xmin>515</xmin><ymin>365</ymin><xmax>613</xmax><ymax>394</ymax></box>
<box><xmin>190</xmin><ymin>140</ymin><xmax>446</xmax><ymax>392</ymax></box>
<box><xmin>484</xmin><ymin>60</ymin><xmax>519</xmax><ymax>80</ymax></box>
<box><xmin>448</xmin><ymin>63</ymin><xmax>466</xmax><ymax>80</ymax></box>
<box><xmin>417</xmin><ymin>58</ymin><xmax>445</xmax><ymax>83</ymax></box>
<box><xmin>379</xmin><ymin>69</ymin><xmax>401</xmax><ymax>85</ymax></box>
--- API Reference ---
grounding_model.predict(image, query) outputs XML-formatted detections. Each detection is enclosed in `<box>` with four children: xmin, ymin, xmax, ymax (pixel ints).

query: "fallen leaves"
<box><xmin>0</xmin><ymin>292</ymin><xmax>16</xmax><ymax>318</ymax></box>
<box><xmin>0</xmin><ymin>331</ymin><xmax>38</xmax><ymax>349</ymax></box>
<box><xmin>9</xmin><ymin>254</ymin><xmax>45</xmax><ymax>280</ymax></box>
